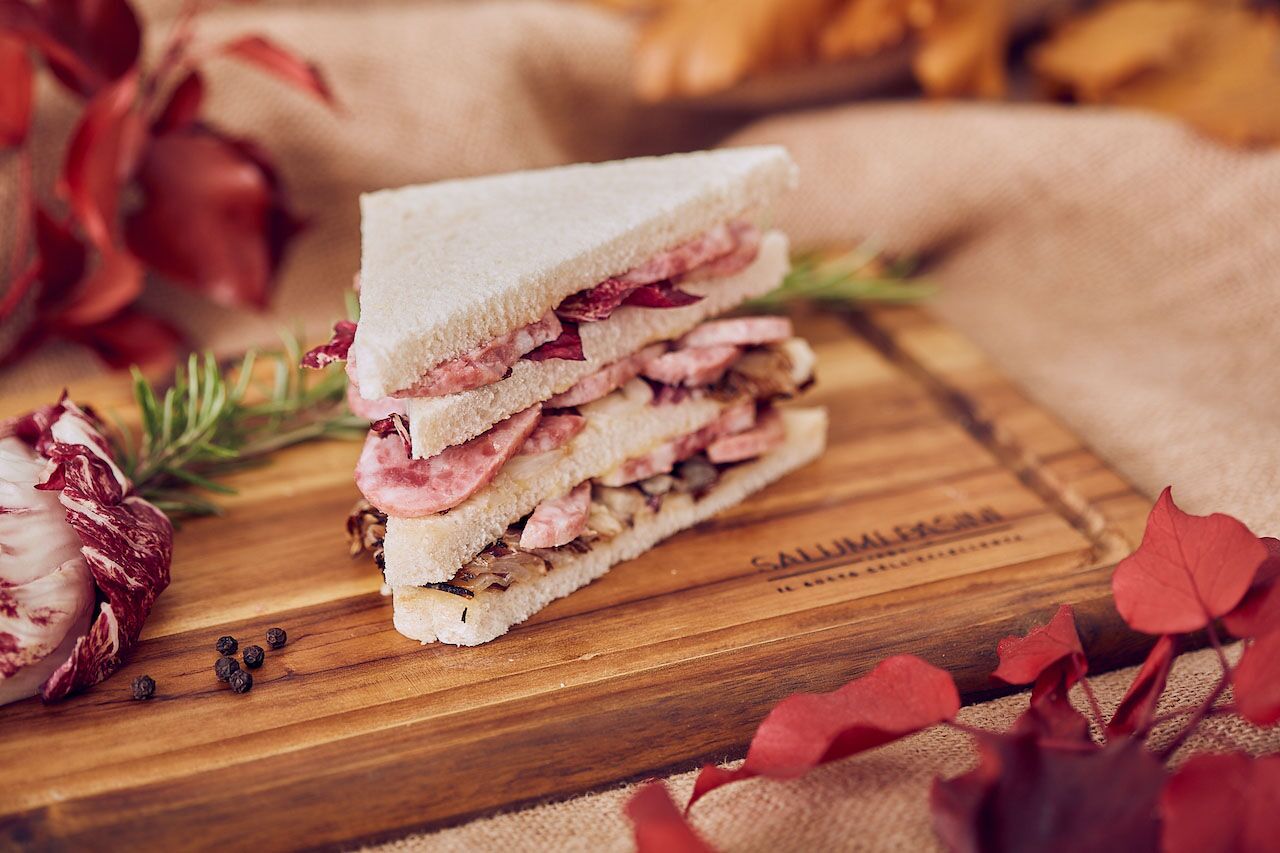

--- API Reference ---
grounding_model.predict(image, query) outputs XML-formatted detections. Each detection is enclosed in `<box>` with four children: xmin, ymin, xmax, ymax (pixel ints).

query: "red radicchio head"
<box><xmin>0</xmin><ymin>397</ymin><xmax>172</xmax><ymax>704</ymax></box>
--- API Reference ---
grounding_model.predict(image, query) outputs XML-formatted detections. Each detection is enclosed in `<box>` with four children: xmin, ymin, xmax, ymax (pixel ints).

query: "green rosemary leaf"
<box><xmin>748</xmin><ymin>248</ymin><xmax>933</xmax><ymax>310</ymax></box>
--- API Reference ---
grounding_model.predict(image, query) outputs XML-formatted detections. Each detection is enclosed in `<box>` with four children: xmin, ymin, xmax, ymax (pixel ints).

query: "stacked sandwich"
<box><xmin>310</xmin><ymin>146</ymin><xmax>828</xmax><ymax>646</ymax></box>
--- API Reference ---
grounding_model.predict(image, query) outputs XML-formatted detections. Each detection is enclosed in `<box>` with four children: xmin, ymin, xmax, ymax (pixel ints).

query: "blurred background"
<box><xmin>0</xmin><ymin>0</ymin><xmax>1277</xmax><ymax>529</ymax></box>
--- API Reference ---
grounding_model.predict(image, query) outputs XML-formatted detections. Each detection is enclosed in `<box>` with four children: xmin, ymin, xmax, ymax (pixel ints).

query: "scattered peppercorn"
<box><xmin>229</xmin><ymin>669</ymin><xmax>253</xmax><ymax>694</ymax></box>
<box><xmin>214</xmin><ymin>655</ymin><xmax>240</xmax><ymax>682</ymax></box>
<box><xmin>242</xmin><ymin>645</ymin><xmax>265</xmax><ymax>669</ymax></box>
<box><xmin>131</xmin><ymin>675</ymin><xmax>156</xmax><ymax>701</ymax></box>
<box><xmin>265</xmin><ymin>627</ymin><xmax>287</xmax><ymax>649</ymax></box>
<box><xmin>215</xmin><ymin>635</ymin><xmax>238</xmax><ymax>655</ymax></box>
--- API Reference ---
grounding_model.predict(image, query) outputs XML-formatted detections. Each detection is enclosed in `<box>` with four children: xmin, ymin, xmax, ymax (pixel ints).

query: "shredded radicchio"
<box><xmin>0</xmin><ymin>397</ymin><xmax>173</xmax><ymax>702</ymax></box>
<box><xmin>622</xmin><ymin>281</ymin><xmax>703</xmax><ymax>309</ymax></box>
<box><xmin>370</xmin><ymin>412</ymin><xmax>413</xmax><ymax>453</ymax></box>
<box><xmin>301</xmin><ymin>319</ymin><xmax>357</xmax><ymax>369</ymax></box>
<box><xmin>525</xmin><ymin>320</ymin><xmax>585</xmax><ymax>362</ymax></box>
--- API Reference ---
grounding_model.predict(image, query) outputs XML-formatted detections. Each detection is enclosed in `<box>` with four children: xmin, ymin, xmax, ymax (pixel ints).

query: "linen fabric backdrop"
<box><xmin>3</xmin><ymin>0</ymin><xmax>1278</xmax><ymax>849</ymax></box>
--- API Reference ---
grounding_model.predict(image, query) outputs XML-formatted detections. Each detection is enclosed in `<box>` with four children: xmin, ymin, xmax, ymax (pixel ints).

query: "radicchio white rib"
<box><xmin>0</xmin><ymin>398</ymin><xmax>172</xmax><ymax>704</ymax></box>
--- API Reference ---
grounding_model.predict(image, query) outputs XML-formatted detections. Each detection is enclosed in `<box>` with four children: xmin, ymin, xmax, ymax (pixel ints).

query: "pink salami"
<box><xmin>355</xmin><ymin>405</ymin><xmax>542</xmax><ymax>516</ymax></box>
<box><xmin>641</xmin><ymin>344</ymin><xmax>741</xmax><ymax>387</ymax></box>
<box><xmin>546</xmin><ymin>344</ymin><xmax>666</xmax><ymax>408</ymax></box>
<box><xmin>707</xmin><ymin>408</ymin><xmax>785</xmax><ymax>463</ymax></box>
<box><xmin>519</xmin><ymin>482</ymin><xmax>592</xmax><ymax>549</ymax></box>
<box><xmin>346</xmin><ymin>381</ymin><xmax>406</xmax><ymax>421</ymax></box>
<box><xmin>393</xmin><ymin>312</ymin><xmax>563</xmax><ymax>398</ymax></box>
<box><xmin>680</xmin><ymin>316</ymin><xmax>792</xmax><ymax>349</ymax></box>
<box><xmin>518</xmin><ymin>414</ymin><xmax>586</xmax><ymax>456</ymax></box>
<box><xmin>616</xmin><ymin>222</ymin><xmax>737</xmax><ymax>286</ymax></box>
<box><xmin>681</xmin><ymin>222</ymin><xmax>761</xmax><ymax>282</ymax></box>
<box><xmin>598</xmin><ymin>400</ymin><xmax>757</xmax><ymax>486</ymax></box>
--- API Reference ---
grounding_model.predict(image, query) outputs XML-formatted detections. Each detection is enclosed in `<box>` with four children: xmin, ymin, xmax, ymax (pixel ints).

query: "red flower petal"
<box><xmin>152</xmin><ymin>71</ymin><xmax>204</xmax><ymax>135</ymax></box>
<box><xmin>1106</xmin><ymin>635</ymin><xmax>1178</xmax><ymax>737</ymax></box>
<box><xmin>0</xmin><ymin>34</ymin><xmax>33</xmax><ymax>147</ymax></box>
<box><xmin>688</xmin><ymin>655</ymin><xmax>959</xmax><ymax>808</ymax></box>
<box><xmin>40</xmin><ymin>0</ymin><xmax>140</xmax><ymax>96</ymax></box>
<box><xmin>1233</xmin><ymin>630</ymin><xmax>1280</xmax><ymax>725</ymax></box>
<box><xmin>992</xmin><ymin>604</ymin><xmax>1086</xmax><ymax>686</ymax></box>
<box><xmin>1111</xmin><ymin>487</ymin><xmax>1267</xmax><ymax>634</ymax></box>
<box><xmin>219</xmin><ymin>35</ymin><xmax>337</xmax><ymax>107</ymax></box>
<box><xmin>625</xmin><ymin>783</ymin><xmax>717</xmax><ymax>853</ymax></box>
<box><xmin>1223</xmin><ymin>538</ymin><xmax>1280</xmax><ymax>639</ymax></box>
<box><xmin>1160</xmin><ymin>753</ymin><xmax>1280</xmax><ymax>853</ymax></box>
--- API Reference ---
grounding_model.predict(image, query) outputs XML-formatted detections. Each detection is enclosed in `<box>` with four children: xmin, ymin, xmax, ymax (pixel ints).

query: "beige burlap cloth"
<box><xmin>4</xmin><ymin>1</ymin><xmax>1278</xmax><ymax>848</ymax></box>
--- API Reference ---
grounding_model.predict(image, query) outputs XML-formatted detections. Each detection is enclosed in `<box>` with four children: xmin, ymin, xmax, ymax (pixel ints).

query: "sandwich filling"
<box><xmin>351</xmin><ymin>317</ymin><xmax>809</xmax><ymax>519</ymax></box>
<box><xmin>305</xmin><ymin>220</ymin><xmax>762</xmax><ymax>402</ymax></box>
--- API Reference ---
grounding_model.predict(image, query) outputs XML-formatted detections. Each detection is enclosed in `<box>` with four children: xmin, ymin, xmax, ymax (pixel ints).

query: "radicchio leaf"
<box><xmin>555</xmin><ymin>278</ymin><xmax>635</xmax><ymax>323</ymax></box>
<box><xmin>688</xmin><ymin>655</ymin><xmax>959</xmax><ymax>808</ymax></box>
<box><xmin>623</xmin><ymin>281</ymin><xmax>703</xmax><ymax>309</ymax></box>
<box><xmin>302</xmin><ymin>320</ymin><xmax>356</xmax><ymax>368</ymax></box>
<box><xmin>152</xmin><ymin>70</ymin><xmax>204</xmax><ymax>135</ymax></box>
<box><xmin>1</xmin><ymin>398</ymin><xmax>172</xmax><ymax>702</ymax></box>
<box><xmin>626</xmin><ymin>783</ymin><xmax>717</xmax><ymax>853</ymax></box>
<box><xmin>524</xmin><ymin>320</ymin><xmax>585</xmax><ymax>362</ymax></box>
<box><xmin>1107</xmin><ymin>635</ymin><xmax>1178</xmax><ymax>737</ymax></box>
<box><xmin>370</xmin><ymin>412</ymin><xmax>412</xmax><ymax>453</ymax></box>
<box><xmin>1160</xmin><ymin>752</ymin><xmax>1280</xmax><ymax>853</ymax></box>
<box><xmin>1222</xmin><ymin>537</ymin><xmax>1280</xmax><ymax>638</ymax></box>
<box><xmin>0</xmin><ymin>33</ymin><xmax>33</xmax><ymax>147</ymax></box>
<box><xmin>219</xmin><ymin>35</ymin><xmax>337</xmax><ymax>107</ymax></box>
<box><xmin>1111</xmin><ymin>487</ymin><xmax>1266</xmax><ymax>634</ymax></box>
<box><xmin>930</xmin><ymin>734</ymin><xmax>1165</xmax><ymax>853</ymax></box>
<box><xmin>40</xmin><ymin>0</ymin><xmax>141</xmax><ymax>96</ymax></box>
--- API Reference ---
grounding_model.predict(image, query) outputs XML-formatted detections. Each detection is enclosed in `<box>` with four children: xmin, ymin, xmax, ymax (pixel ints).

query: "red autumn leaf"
<box><xmin>626</xmin><ymin>783</ymin><xmax>717</xmax><ymax>853</ymax></box>
<box><xmin>992</xmin><ymin>604</ymin><xmax>1087</xmax><ymax>686</ymax></box>
<box><xmin>931</xmin><ymin>734</ymin><xmax>1165</xmax><ymax>852</ymax></box>
<box><xmin>40</xmin><ymin>0</ymin><xmax>141</xmax><ymax>96</ymax></box>
<box><xmin>1232</xmin><ymin>629</ymin><xmax>1280</xmax><ymax>725</ymax></box>
<box><xmin>1160</xmin><ymin>752</ymin><xmax>1280</xmax><ymax>853</ymax></box>
<box><xmin>219</xmin><ymin>35</ymin><xmax>337</xmax><ymax>107</ymax></box>
<box><xmin>68</xmin><ymin>307</ymin><xmax>183</xmax><ymax>370</ymax></box>
<box><xmin>124</xmin><ymin>128</ymin><xmax>303</xmax><ymax>309</ymax></box>
<box><xmin>61</xmin><ymin>70</ymin><xmax>143</xmax><ymax>251</ymax></box>
<box><xmin>1223</xmin><ymin>537</ymin><xmax>1280</xmax><ymax>638</ymax></box>
<box><xmin>1013</xmin><ymin>672</ymin><xmax>1093</xmax><ymax>749</ymax></box>
<box><xmin>0</xmin><ymin>259</ymin><xmax>39</xmax><ymax>325</ymax></box>
<box><xmin>1112</xmin><ymin>487</ymin><xmax>1267</xmax><ymax>634</ymax></box>
<box><xmin>1107</xmin><ymin>635</ymin><xmax>1178</xmax><ymax>737</ymax></box>
<box><xmin>688</xmin><ymin>655</ymin><xmax>959</xmax><ymax>808</ymax></box>
<box><xmin>152</xmin><ymin>71</ymin><xmax>204</xmax><ymax>135</ymax></box>
<box><xmin>58</xmin><ymin>249</ymin><xmax>143</xmax><ymax>328</ymax></box>
<box><xmin>0</xmin><ymin>33</ymin><xmax>33</xmax><ymax>147</ymax></box>
<box><xmin>32</xmin><ymin>208</ymin><xmax>87</xmax><ymax>309</ymax></box>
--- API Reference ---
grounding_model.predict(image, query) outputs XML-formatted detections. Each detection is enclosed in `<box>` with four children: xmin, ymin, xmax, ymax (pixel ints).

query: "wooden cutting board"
<box><xmin>0</xmin><ymin>306</ymin><xmax>1152</xmax><ymax>851</ymax></box>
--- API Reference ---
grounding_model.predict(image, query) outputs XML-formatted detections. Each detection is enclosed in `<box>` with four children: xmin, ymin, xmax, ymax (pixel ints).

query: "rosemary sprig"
<box><xmin>111</xmin><ymin>331</ymin><xmax>367</xmax><ymax>520</ymax></box>
<box><xmin>748</xmin><ymin>245</ymin><xmax>935</xmax><ymax>309</ymax></box>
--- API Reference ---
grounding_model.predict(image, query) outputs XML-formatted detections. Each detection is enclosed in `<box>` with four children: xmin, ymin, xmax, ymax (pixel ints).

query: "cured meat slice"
<box><xmin>519</xmin><ymin>482</ymin><xmax>592</xmax><ymax>549</ymax></box>
<box><xmin>681</xmin><ymin>221</ymin><xmax>761</xmax><ymax>282</ymax></box>
<box><xmin>346</xmin><ymin>381</ymin><xmax>406</xmax><ymax>422</ymax></box>
<box><xmin>707</xmin><ymin>409</ymin><xmax>785</xmax><ymax>463</ymax></box>
<box><xmin>518</xmin><ymin>414</ymin><xmax>587</xmax><ymax>456</ymax></box>
<box><xmin>597</xmin><ymin>400</ymin><xmax>757</xmax><ymax>487</ymax></box>
<box><xmin>616</xmin><ymin>222</ymin><xmax>737</xmax><ymax>286</ymax></box>
<box><xmin>641</xmin><ymin>344</ymin><xmax>741</xmax><ymax>387</ymax></box>
<box><xmin>393</xmin><ymin>312</ymin><xmax>563</xmax><ymax>399</ymax></box>
<box><xmin>680</xmin><ymin>316</ymin><xmax>792</xmax><ymax>349</ymax></box>
<box><xmin>546</xmin><ymin>343</ymin><xmax>666</xmax><ymax>408</ymax></box>
<box><xmin>355</xmin><ymin>405</ymin><xmax>542</xmax><ymax>516</ymax></box>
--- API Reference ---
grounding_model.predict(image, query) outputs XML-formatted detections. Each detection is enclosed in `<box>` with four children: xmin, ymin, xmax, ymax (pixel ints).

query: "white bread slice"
<box><xmin>391</xmin><ymin>407</ymin><xmax>828</xmax><ymax>646</ymax></box>
<box><xmin>353</xmin><ymin>146</ymin><xmax>798</xmax><ymax>399</ymax></box>
<box><xmin>405</xmin><ymin>230</ymin><xmax>789</xmax><ymax>458</ymax></box>
<box><xmin>384</xmin><ymin>333</ymin><xmax>815</xmax><ymax>586</ymax></box>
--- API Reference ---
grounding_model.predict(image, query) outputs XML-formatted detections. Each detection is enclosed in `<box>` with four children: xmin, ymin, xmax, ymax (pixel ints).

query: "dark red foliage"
<box><xmin>67</xmin><ymin>307</ymin><xmax>182</xmax><ymax>371</ymax></box>
<box><xmin>1108</xmin><ymin>635</ymin><xmax>1178</xmax><ymax>737</ymax></box>
<box><xmin>152</xmin><ymin>70</ymin><xmax>203</xmax><ymax>134</ymax></box>
<box><xmin>0</xmin><ymin>32</ymin><xmax>33</xmax><ymax>146</ymax></box>
<box><xmin>1160</xmin><ymin>753</ymin><xmax>1280</xmax><ymax>853</ymax></box>
<box><xmin>688</xmin><ymin>655</ymin><xmax>959</xmax><ymax>807</ymax></box>
<box><xmin>302</xmin><ymin>320</ymin><xmax>357</xmax><ymax>369</ymax></box>
<box><xmin>40</xmin><ymin>0</ymin><xmax>140</xmax><ymax>95</ymax></box>
<box><xmin>992</xmin><ymin>604</ymin><xmax>1086</xmax><ymax>687</ymax></box>
<box><xmin>624</xmin><ymin>281</ymin><xmax>703</xmax><ymax>309</ymax></box>
<box><xmin>220</xmin><ymin>35</ymin><xmax>337</xmax><ymax>107</ymax></box>
<box><xmin>932</xmin><ymin>734</ymin><xmax>1165</xmax><ymax>853</ymax></box>
<box><xmin>1222</xmin><ymin>537</ymin><xmax>1280</xmax><ymax>638</ymax></box>
<box><xmin>1112</xmin><ymin>488</ymin><xmax>1267</xmax><ymax>634</ymax></box>
<box><xmin>524</xmin><ymin>320</ymin><xmax>585</xmax><ymax>362</ymax></box>
<box><xmin>626</xmin><ymin>783</ymin><xmax>716</xmax><ymax>853</ymax></box>
<box><xmin>1232</xmin><ymin>630</ymin><xmax>1280</xmax><ymax>725</ymax></box>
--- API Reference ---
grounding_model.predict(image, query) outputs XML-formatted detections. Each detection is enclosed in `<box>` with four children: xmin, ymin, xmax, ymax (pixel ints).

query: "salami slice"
<box><xmin>518</xmin><ymin>413</ymin><xmax>587</xmax><ymax>455</ymax></box>
<box><xmin>519</xmin><ymin>482</ymin><xmax>592</xmax><ymax>549</ymax></box>
<box><xmin>546</xmin><ymin>344</ymin><xmax>666</xmax><ymax>408</ymax></box>
<box><xmin>680</xmin><ymin>316</ymin><xmax>792</xmax><ymax>349</ymax></box>
<box><xmin>354</xmin><ymin>405</ymin><xmax>542</xmax><ymax>516</ymax></box>
<box><xmin>346</xmin><ymin>381</ymin><xmax>406</xmax><ymax>422</ymax></box>
<box><xmin>707</xmin><ymin>408</ymin><xmax>785</xmax><ymax>463</ymax></box>
<box><xmin>597</xmin><ymin>400</ymin><xmax>758</xmax><ymax>487</ymax></box>
<box><xmin>681</xmin><ymin>222</ymin><xmax>761</xmax><ymax>282</ymax></box>
<box><xmin>641</xmin><ymin>344</ymin><xmax>741</xmax><ymax>387</ymax></box>
<box><xmin>393</xmin><ymin>312</ymin><xmax>562</xmax><ymax>398</ymax></box>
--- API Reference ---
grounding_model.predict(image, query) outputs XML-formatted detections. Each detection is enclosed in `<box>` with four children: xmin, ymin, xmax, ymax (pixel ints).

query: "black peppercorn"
<box><xmin>131</xmin><ymin>675</ymin><xmax>156</xmax><ymax>700</ymax></box>
<box><xmin>265</xmin><ymin>627</ymin><xmax>287</xmax><ymax>649</ymax></box>
<box><xmin>242</xmin><ymin>644</ymin><xmax>264</xmax><ymax>669</ymax></box>
<box><xmin>215</xmin><ymin>635</ymin><xmax>238</xmax><ymax>655</ymax></box>
<box><xmin>228</xmin><ymin>669</ymin><xmax>253</xmax><ymax>694</ymax></box>
<box><xmin>214</xmin><ymin>655</ymin><xmax>240</xmax><ymax>682</ymax></box>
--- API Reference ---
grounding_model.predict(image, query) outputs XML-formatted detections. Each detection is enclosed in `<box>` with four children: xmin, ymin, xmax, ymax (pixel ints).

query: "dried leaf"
<box><xmin>626</xmin><ymin>783</ymin><xmax>717</xmax><ymax>853</ymax></box>
<box><xmin>991</xmin><ymin>604</ymin><xmax>1086</xmax><ymax>687</ymax></box>
<box><xmin>1232</xmin><ymin>629</ymin><xmax>1280</xmax><ymax>726</ymax></box>
<box><xmin>688</xmin><ymin>655</ymin><xmax>959</xmax><ymax>807</ymax></box>
<box><xmin>1111</xmin><ymin>487</ymin><xmax>1267</xmax><ymax>634</ymax></box>
<box><xmin>911</xmin><ymin>0</ymin><xmax>1007</xmax><ymax>98</ymax></box>
<box><xmin>1222</xmin><ymin>537</ymin><xmax>1280</xmax><ymax>639</ymax></box>
<box><xmin>931</xmin><ymin>734</ymin><xmax>1165</xmax><ymax>852</ymax></box>
<box><xmin>1160</xmin><ymin>753</ymin><xmax>1280</xmax><ymax>853</ymax></box>
<box><xmin>69</xmin><ymin>308</ymin><xmax>182</xmax><ymax>370</ymax></box>
<box><xmin>153</xmin><ymin>71</ymin><xmax>204</xmax><ymax>135</ymax></box>
<box><xmin>41</xmin><ymin>0</ymin><xmax>141</xmax><ymax>96</ymax></box>
<box><xmin>33</xmin><ymin>208</ymin><xmax>87</xmax><ymax>309</ymax></box>
<box><xmin>219</xmin><ymin>35</ymin><xmax>337</xmax><ymax>107</ymax></box>
<box><xmin>124</xmin><ymin>128</ymin><xmax>303</xmax><ymax>309</ymax></box>
<box><xmin>1107</xmin><ymin>635</ymin><xmax>1177</xmax><ymax>737</ymax></box>
<box><xmin>0</xmin><ymin>33</ymin><xmax>33</xmax><ymax>147</ymax></box>
<box><xmin>61</xmin><ymin>70</ymin><xmax>143</xmax><ymax>251</ymax></box>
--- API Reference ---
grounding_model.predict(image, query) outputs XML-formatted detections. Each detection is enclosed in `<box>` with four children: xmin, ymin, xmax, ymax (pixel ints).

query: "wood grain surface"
<box><xmin>0</xmin><ymin>306</ymin><xmax>1152</xmax><ymax>851</ymax></box>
